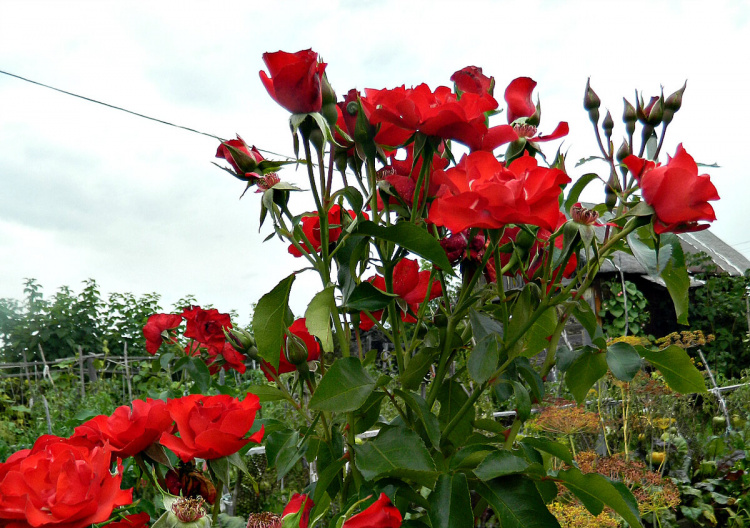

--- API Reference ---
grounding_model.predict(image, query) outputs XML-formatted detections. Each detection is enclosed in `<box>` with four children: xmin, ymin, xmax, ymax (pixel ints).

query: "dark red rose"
<box><xmin>451</xmin><ymin>66</ymin><xmax>494</xmax><ymax>96</ymax></box>
<box><xmin>73</xmin><ymin>398</ymin><xmax>174</xmax><ymax>459</ymax></box>
<box><xmin>215</xmin><ymin>135</ymin><xmax>265</xmax><ymax>179</ymax></box>
<box><xmin>160</xmin><ymin>393</ymin><xmax>264</xmax><ymax>463</ymax></box>
<box><xmin>0</xmin><ymin>436</ymin><xmax>132</xmax><ymax>528</ymax></box>
<box><xmin>103</xmin><ymin>513</ymin><xmax>151</xmax><ymax>528</ymax></box>
<box><xmin>623</xmin><ymin>144</ymin><xmax>718</xmax><ymax>234</ymax></box>
<box><xmin>282</xmin><ymin>493</ymin><xmax>313</xmax><ymax>528</ymax></box>
<box><xmin>142</xmin><ymin>313</ymin><xmax>182</xmax><ymax>355</ymax></box>
<box><xmin>206</xmin><ymin>341</ymin><xmax>248</xmax><ymax>375</ymax></box>
<box><xmin>360</xmin><ymin>258</ymin><xmax>442</xmax><ymax>331</ymax></box>
<box><xmin>343</xmin><ymin>493</ymin><xmax>402</xmax><ymax>528</ymax></box>
<box><xmin>288</xmin><ymin>205</ymin><xmax>358</xmax><ymax>258</ymax></box>
<box><xmin>261</xmin><ymin>318</ymin><xmax>321</xmax><ymax>381</ymax></box>
<box><xmin>503</xmin><ymin>77</ymin><xmax>569</xmax><ymax>143</ymax></box>
<box><xmin>163</xmin><ymin>464</ymin><xmax>217</xmax><ymax>504</ymax></box>
<box><xmin>181</xmin><ymin>306</ymin><xmax>232</xmax><ymax>350</ymax></box>
<box><xmin>427</xmin><ymin>151</ymin><xmax>570</xmax><ymax>233</ymax></box>
<box><xmin>260</xmin><ymin>49</ymin><xmax>327</xmax><ymax>114</ymax></box>
<box><xmin>363</xmin><ymin>83</ymin><xmax>498</xmax><ymax>151</ymax></box>
<box><xmin>440</xmin><ymin>230</ymin><xmax>486</xmax><ymax>266</ymax></box>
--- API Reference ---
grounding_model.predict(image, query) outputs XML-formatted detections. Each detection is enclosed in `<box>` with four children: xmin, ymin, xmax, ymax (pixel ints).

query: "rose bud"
<box><xmin>583</xmin><ymin>78</ymin><xmax>601</xmax><ymax>124</ymax></box>
<box><xmin>622</xmin><ymin>98</ymin><xmax>637</xmax><ymax>136</ymax></box>
<box><xmin>285</xmin><ymin>333</ymin><xmax>310</xmax><ymax>366</ymax></box>
<box><xmin>602</xmin><ymin>110</ymin><xmax>614</xmax><ymax>141</ymax></box>
<box><xmin>616</xmin><ymin>140</ymin><xmax>631</xmax><ymax>177</ymax></box>
<box><xmin>166</xmin><ymin>497</ymin><xmax>210</xmax><ymax>528</ymax></box>
<box><xmin>663</xmin><ymin>81</ymin><xmax>687</xmax><ymax>125</ymax></box>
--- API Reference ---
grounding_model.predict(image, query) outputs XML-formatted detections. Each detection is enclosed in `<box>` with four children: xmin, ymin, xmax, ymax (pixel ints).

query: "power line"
<box><xmin>0</xmin><ymin>69</ymin><xmax>296</xmax><ymax>160</ymax></box>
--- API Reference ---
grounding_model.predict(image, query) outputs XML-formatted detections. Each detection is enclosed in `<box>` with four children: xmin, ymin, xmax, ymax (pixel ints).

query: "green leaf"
<box><xmin>476</xmin><ymin>476</ymin><xmax>561</xmax><ymax>528</ymax></box>
<box><xmin>186</xmin><ymin>357</ymin><xmax>210</xmax><ymax>394</ymax></box>
<box><xmin>209</xmin><ymin>456</ymin><xmax>230</xmax><ymax>485</ymax></box>
<box><xmin>570</xmin><ymin>299</ymin><xmax>606</xmax><ymax>349</ymax></box>
<box><xmin>519</xmin><ymin>307</ymin><xmax>557</xmax><ymax>358</ymax></box>
<box><xmin>400</xmin><ymin>348</ymin><xmax>436</xmax><ymax>391</ymax></box>
<box><xmin>473</xmin><ymin>451</ymin><xmax>530</xmax><ymax>480</ymax></box>
<box><xmin>312</xmin><ymin>456</ymin><xmax>347</xmax><ymax>505</ymax></box>
<box><xmin>344</xmin><ymin>282</ymin><xmax>397</xmax><ymax>312</ymax></box>
<box><xmin>226</xmin><ymin>452</ymin><xmax>250</xmax><ymax>476</ymax></box>
<box><xmin>637</xmin><ymin>345</ymin><xmax>707</xmax><ymax>394</ymax></box>
<box><xmin>468</xmin><ymin>335</ymin><xmax>500</xmax><ymax>384</ymax></box>
<box><xmin>395</xmin><ymin>390</ymin><xmax>441</xmax><ymax>447</ymax></box>
<box><xmin>606</xmin><ymin>342</ymin><xmax>642</xmax><ymax>381</ymax></box>
<box><xmin>660</xmin><ymin>234</ymin><xmax>689</xmax><ymax>325</ymax></box>
<box><xmin>521</xmin><ymin>438</ymin><xmax>574</xmax><ymax>466</ymax></box>
<box><xmin>253</xmin><ymin>274</ymin><xmax>295</xmax><ymax>369</ymax></box>
<box><xmin>564</xmin><ymin>173</ymin><xmax>599</xmax><ymax>213</ymax></box>
<box><xmin>515</xmin><ymin>358</ymin><xmax>544</xmax><ymax>403</ymax></box>
<box><xmin>354</xmin><ymin>220</ymin><xmax>455</xmax><ymax>274</ymax></box>
<box><xmin>352</xmin><ymin>391</ymin><xmax>385</xmax><ymax>434</ymax></box>
<box><xmin>627</xmin><ymin>229</ymin><xmax>671</xmax><ymax>276</ymax></box>
<box><xmin>449</xmin><ymin>445</ymin><xmax>495</xmax><ymax>471</ymax></box>
<box><xmin>353</xmin><ymin>426</ymin><xmax>437</xmax><ymax>487</ymax></box>
<box><xmin>246</xmin><ymin>384</ymin><xmax>287</xmax><ymax>402</ymax></box>
<box><xmin>566</xmin><ymin>348</ymin><xmax>608</xmax><ymax>403</ymax></box>
<box><xmin>428</xmin><ymin>473</ymin><xmax>473</xmax><ymax>528</ymax></box>
<box><xmin>437</xmin><ymin>379</ymin><xmax>473</xmax><ymax>445</ymax></box>
<box><xmin>305</xmin><ymin>286</ymin><xmax>335</xmax><ymax>353</ymax></box>
<box><xmin>275</xmin><ymin>431</ymin><xmax>308</xmax><ymax>480</ymax></box>
<box><xmin>510</xmin><ymin>381</ymin><xmax>532</xmax><ymax>422</ymax></box>
<box><xmin>309</xmin><ymin>357</ymin><xmax>376</xmax><ymax>412</ymax></box>
<box><xmin>557</xmin><ymin>468</ymin><xmax>642</xmax><ymax>527</ymax></box>
<box><xmin>469</xmin><ymin>309</ymin><xmax>504</xmax><ymax>342</ymax></box>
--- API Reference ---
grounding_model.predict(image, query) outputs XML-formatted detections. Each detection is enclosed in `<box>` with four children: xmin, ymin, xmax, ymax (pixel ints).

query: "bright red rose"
<box><xmin>282</xmin><ymin>493</ymin><xmax>313</xmax><ymax>528</ymax></box>
<box><xmin>103</xmin><ymin>513</ymin><xmax>151</xmax><ymax>528</ymax></box>
<box><xmin>215</xmin><ymin>135</ymin><xmax>265</xmax><ymax>179</ymax></box>
<box><xmin>73</xmin><ymin>398</ymin><xmax>174</xmax><ymax>459</ymax></box>
<box><xmin>261</xmin><ymin>318</ymin><xmax>321</xmax><ymax>381</ymax></box>
<box><xmin>427</xmin><ymin>151</ymin><xmax>570</xmax><ymax>233</ymax></box>
<box><xmin>503</xmin><ymin>77</ymin><xmax>569</xmax><ymax>143</ymax></box>
<box><xmin>363</xmin><ymin>83</ymin><xmax>498</xmax><ymax>151</ymax></box>
<box><xmin>451</xmin><ymin>66</ymin><xmax>494</xmax><ymax>96</ymax></box>
<box><xmin>374</xmin><ymin>145</ymin><xmax>450</xmax><ymax>211</ymax></box>
<box><xmin>343</xmin><ymin>493</ymin><xmax>402</xmax><ymax>528</ymax></box>
<box><xmin>160</xmin><ymin>393</ymin><xmax>264</xmax><ymax>463</ymax></box>
<box><xmin>0</xmin><ymin>436</ymin><xmax>132</xmax><ymax>528</ymax></box>
<box><xmin>360</xmin><ymin>258</ymin><xmax>442</xmax><ymax>331</ymax></box>
<box><xmin>143</xmin><ymin>313</ymin><xmax>182</xmax><ymax>355</ymax></box>
<box><xmin>288</xmin><ymin>205</ymin><xmax>359</xmax><ymax>258</ymax></box>
<box><xmin>182</xmin><ymin>307</ymin><xmax>232</xmax><ymax>350</ymax></box>
<box><xmin>623</xmin><ymin>144</ymin><xmax>719</xmax><ymax>234</ymax></box>
<box><xmin>260</xmin><ymin>49</ymin><xmax>327</xmax><ymax>114</ymax></box>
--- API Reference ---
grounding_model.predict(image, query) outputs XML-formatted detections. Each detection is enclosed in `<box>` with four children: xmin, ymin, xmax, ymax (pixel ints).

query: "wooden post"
<box><xmin>78</xmin><ymin>346</ymin><xmax>86</xmax><ymax>399</ymax></box>
<box><xmin>86</xmin><ymin>357</ymin><xmax>98</xmax><ymax>383</ymax></box>
<box><xmin>123</xmin><ymin>342</ymin><xmax>133</xmax><ymax>402</ymax></box>
<box><xmin>21</xmin><ymin>349</ymin><xmax>30</xmax><ymax>385</ymax></box>
<box><xmin>38</xmin><ymin>345</ymin><xmax>54</xmax><ymax>386</ymax></box>
<box><xmin>41</xmin><ymin>395</ymin><xmax>52</xmax><ymax>434</ymax></box>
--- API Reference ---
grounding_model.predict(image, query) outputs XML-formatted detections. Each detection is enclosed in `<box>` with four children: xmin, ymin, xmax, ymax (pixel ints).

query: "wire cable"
<box><xmin>0</xmin><ymin>69</ymin><xmax>296</xmax><ymax>160</ymax></box>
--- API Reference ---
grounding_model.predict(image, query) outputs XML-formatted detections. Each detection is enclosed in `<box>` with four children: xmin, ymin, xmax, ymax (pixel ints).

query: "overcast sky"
<box><xmin>1</xmin><ymin>0</ymin><xmax>748</xmax><ymax>325</ymax></box>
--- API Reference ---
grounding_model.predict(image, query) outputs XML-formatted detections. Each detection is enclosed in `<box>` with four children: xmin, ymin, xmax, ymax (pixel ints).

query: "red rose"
<box><xmin>182</xmin><ymin>306</ymin><xmax>232</xmax><ymax>350</ymax></box>
<box><xmin>206</xmin><ymin>341</ymin><xmax>248</xmax><ymax>375</ymax></box>
<box><xmin>73</xmin><ymin>398</ymin><xmax>174</xmax><ymax>459</ymax></box>
<box><xmin>375</xmin><ymin>145</ymin><xmax>450</xmax><ymax>211</ymax></box>
<box><xmin>261</xmin><ymin>318</ymin><xmax>321</xmax><ymax>381</ymax></box>
<box><xmin>288</xmin><ymin>205</ymin><xmax>357</xmax><ymax>258</ymax></box>
<box><xmin>363</xmin><ymin>83</ymin><xmax>498</xmax><ymax>151</ymax></box>
<box><xmin>451</xmin><ymin>66</ymin><xmax>494</xmax><ymax>96</ymax></box>
<box><xmin>360</xmin><ymin>258</ymin><xmax>442</xmax><ymax>331</ymax></box>
<box><xmin>503</xmin><ymin>77</ymin><xmax>569</xmax><ymax>143</ymax></box>
<box><xmin>0</xmin><ymin>436</ymin><xmax>132</xmax><ymax>528</ymax></box>
<box><xmin>427</xmin><ymin>151</ymin><xmax>570</xmax><ymax>233</ymax></box>
<box><xmin>623</xmin><ymin>144</ymin><xmax>719</xmax><ymax>234</ymax></box>
<box><xmin>142</xmin><ymin>313</ymin><xmax>182</xmax><ymax>355</ymax></box>
<box><xmin>282</xmin><ymin>493</ymin><xmax>313</xmax><ymax>528</ymax></box>
<box><xmin>159</xmin><ymin>393</ymin><xmax>264</xmax><ymax>462</ymax></box>
<box><xmin>103</xmin><ymin>513</ymin><xmax>151</xmax><ymax>528</ymax></box>
<box><xmin>215</xmin><ymin>135</ymin><xmax>265</xmax><ymax>179</ymax></box>
<box><xmin>343</xmin><ymin>493</ymin><xmax>402</xmax><ymax>528</ymax></box>
<box><xmin>260</xmin><ymin>49</ymin><xmax>327</xmax><ymax>114</ymax></box>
